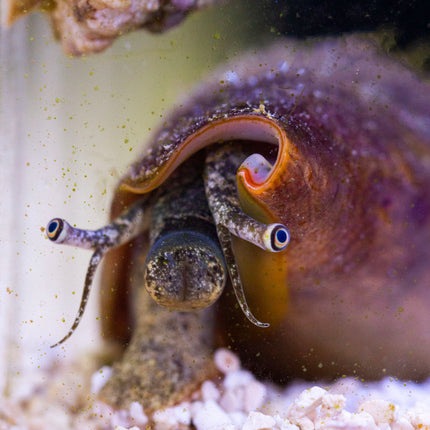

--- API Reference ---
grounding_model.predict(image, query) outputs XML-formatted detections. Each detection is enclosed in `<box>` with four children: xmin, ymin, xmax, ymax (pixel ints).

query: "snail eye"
<box><xmin>46</xmin><ymin>218</ymin><xmax>65</xmax><ymax>242</ymax></box>
<box><xmin>272</xmin><ymin>226</ymin><xmax>290</xmax><ymax>251</ymax></box>
<box><xmin>265</xmin><ymin>224</ymin><xmax>290</xmax><ymax>252</ymax></box>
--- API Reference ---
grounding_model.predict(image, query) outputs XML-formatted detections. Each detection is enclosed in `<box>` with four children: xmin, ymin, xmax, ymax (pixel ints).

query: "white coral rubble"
<box><xmin>1</xmin><ymin>348</ymin><xmax>430</xmax><ymax>430</ymax></box>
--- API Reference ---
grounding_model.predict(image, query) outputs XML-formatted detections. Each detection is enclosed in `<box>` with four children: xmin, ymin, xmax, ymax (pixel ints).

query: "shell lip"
<box><xmin>120</xmin><ymin>114</ymin><xmax>289</xmax><ymax>196</ymax></box>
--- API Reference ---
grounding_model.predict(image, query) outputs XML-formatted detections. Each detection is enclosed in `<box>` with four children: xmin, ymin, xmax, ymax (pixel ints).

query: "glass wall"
<box><xmin>0</xmin><ymin>1</ymin><xmax>261</xmax><ymax>396</ymax></box>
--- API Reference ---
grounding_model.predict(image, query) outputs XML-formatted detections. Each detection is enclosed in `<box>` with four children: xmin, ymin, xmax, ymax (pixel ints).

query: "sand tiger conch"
<box><xmin>47</xmin><ymin>36</ymin><xmax>430</xmax><ymax>412</ymax></box>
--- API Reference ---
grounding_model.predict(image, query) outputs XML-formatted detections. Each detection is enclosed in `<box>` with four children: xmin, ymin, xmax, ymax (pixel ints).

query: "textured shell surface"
<box><xmin>96</xmin><ymin>36</ymin><xmax>430</xmax><ymax>411</ymax></box>
<box><xmin>121</xmin><ymin>37</ymin><xmax>429</xmax><ymax>191</ymax></box>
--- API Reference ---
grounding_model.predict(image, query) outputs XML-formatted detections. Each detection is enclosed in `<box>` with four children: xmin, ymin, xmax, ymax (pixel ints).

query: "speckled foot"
<box><xmin>99</xmin><ymin>283</ymin><xmax>218</xmax><ymax>412</ymax></box>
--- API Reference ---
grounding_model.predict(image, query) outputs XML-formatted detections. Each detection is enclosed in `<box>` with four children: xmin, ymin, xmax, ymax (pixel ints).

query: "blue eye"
<box><xmin>270</xmin><ymin>225</ymin><xmax>290</xmax><ymax>251</ymax></box>
<box><xmin>47</xmin><ymin>218</ymin><xmax>64</xmax><ymax>241</ymax></box>
<box><xmin>48</xmin><ymin>221</ymin><xmax>58</xmax><ymax>233</ymax></box>
<box><xmin>276</xmin><ymin>229</ymin><xmax>288</xmax><ymax>244</ymax></box>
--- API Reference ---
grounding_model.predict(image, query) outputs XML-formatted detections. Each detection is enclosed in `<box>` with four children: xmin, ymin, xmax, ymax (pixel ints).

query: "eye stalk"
<box><xmin>46</xmin><ymin>197</ymin><xmax>150</xmax><ymax>347</ymax></box>
<box><xmin>204</xmin><ymin>144</ymin><xmax>291</xmax><ymax>329</ymax></box>
<box><xmin>205</xmin><ymin>147</ymin><xmax>290</xmax><ymax>254</ymax></box>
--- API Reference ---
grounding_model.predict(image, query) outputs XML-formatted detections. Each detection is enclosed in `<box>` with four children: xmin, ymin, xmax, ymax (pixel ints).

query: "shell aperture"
<box><xmin>47</xmin><ymin>148</ymin><xmax>290</xmax><ymax>345</ymax></box>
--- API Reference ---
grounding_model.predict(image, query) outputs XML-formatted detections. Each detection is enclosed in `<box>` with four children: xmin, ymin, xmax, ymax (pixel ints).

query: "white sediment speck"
<box><xmin>243</xmin><ymin>381</ymin><xmax>267</xmax><ymax>413</ymax></box>
<box><xmin>273</xmin><ymin>415</ymin><xmax>299</xmax><ymax>430</ymax></box>
<box><xmin>153</xmin><ymin>402</ymin><xmax>191</xmax><ymax>429</ymax></box>
<box><xmin>337</xmin><ymin>410</ymin><xmax>379</xmax><ymax>429</ymax></box>
<box><xmin>320</xmin><ymin>393</ymin><xmax>347</xmax><ymax>417</ymax></box>
<box><xmin>220</xmin><ymin>388</ymin><xmax>243</xmax><ymax>413</ymax></box>
<box><xmin>224</xmin><ymin>70</ymin><xmax>239</xmax><ymax>84</ymax></box>
<box><xmin>277</xmin><ymin>61</ymin><xmax>289</xmax><ymax>72</ymax></box>
<box><xmin>358</xmin><ymin>399</ymin><xmax>396</xmax><ymax>425</ymax></box>
<box><xmin>91</xmin><ymin>365</ymin><xmax>113</xmax><ymax>394</ymax></box>
<box><xmin>114</xmin><ymin>427</ymin><xmax>140</xmax><ymax>430</ymax></box>
<box><xmin>201</xmin><ymin>380</ymin><xmax>221</xmax><ymax>402</ymax></box>
<box><xmin>405</xmin><ymin>404</ymin><xmax>430</xmax><ymax>428</ymax></box>
<box><xmin>112</xmin><ymin>409</ymin><xmax>131</xmax><ymax>428</ymax></box>
<box><xmin>129</xmin><ymin>402</ymin><xmax>148</xmax><ymax>427</ymax></box>
<box><xmin>286</xmin><ymin>386</ymin><xmax>327</xmax><ymax>420</ymax></box>
<box><xmin>214</xmin><ymin>348</ymin><xmax>241</xmax><ymax>373</ymax></box>
<box><xmin>242</xmin><ymin>411</ymin><xmax>276</xmax><ymax>430</ymax></box>
<box><xmin>229</xmin><ymin>411</ymin><xmax>247</xmax><ymax>427</ymax></box>
<box><xmin>192</xmin><ymin>400</ymin><xmax>232</xmax><ymax>430</ymax></box>
<box><xmin>223</xmin><ymin>370</ymin><xmax>254</xmax><ymax>391</ymax></box>
<box><xmin>392</xmin><ymin>416</ymin><xmax>415</xmax><ymax>430</ymax></box>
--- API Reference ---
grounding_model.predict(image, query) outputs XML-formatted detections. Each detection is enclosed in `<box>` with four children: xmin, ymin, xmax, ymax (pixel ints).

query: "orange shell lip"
<box><xmin>121</xmin><ymin>114</ymin><xmax>290</xmax><ymax>196</ymax></box>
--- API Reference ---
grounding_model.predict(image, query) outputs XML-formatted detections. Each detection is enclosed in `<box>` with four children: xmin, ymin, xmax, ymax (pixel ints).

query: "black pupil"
<box><xmin>49</xmin><ymin>222</ymin><xmax>58</xmax><ymax>233</ymax></box>
<box><xmin>276</xmin><ymin>229</ymin><xmax>287</xmax><ymax>243</ymax></box>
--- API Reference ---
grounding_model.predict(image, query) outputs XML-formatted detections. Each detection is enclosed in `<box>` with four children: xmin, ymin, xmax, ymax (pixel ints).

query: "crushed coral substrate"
<box><xmin>1</xmin><ymin>349</ymin><xmax>430</xmax><ymax>429</ymax></box>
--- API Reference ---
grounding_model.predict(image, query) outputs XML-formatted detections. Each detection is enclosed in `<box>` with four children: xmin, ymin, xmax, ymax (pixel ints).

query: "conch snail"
<box><xmin>46</xmin><ymin>37</ymin><xmax>430</xmax><ymax>412</ymax></box>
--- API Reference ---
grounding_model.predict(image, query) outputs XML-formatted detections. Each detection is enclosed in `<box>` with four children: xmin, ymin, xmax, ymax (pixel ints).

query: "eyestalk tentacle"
<box><xmin>46</xmin><ymin>196</ymin><xmax>151</xmax><ymax>347</ymax></box>
<box><xmin>204</xmin><ymin>143</ymin><xmax>290</xmax><ymax>328</ymax></box>
<box><xmin>204</xmin><ymin>145</ymin><xmax>290</xmax><ymax>253</ymax></box>
<box><xmin>50</xmin><ymin>247</ymin><xmax>104</xmax><ymax>347</ymax></box>
<box><xmin>46</xmin><ymin>196</ymin><xmax>150</xmax><ymax>250</ymax></box>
